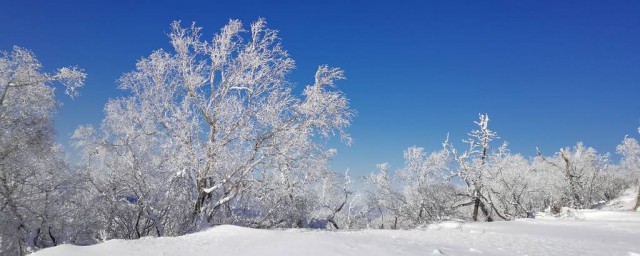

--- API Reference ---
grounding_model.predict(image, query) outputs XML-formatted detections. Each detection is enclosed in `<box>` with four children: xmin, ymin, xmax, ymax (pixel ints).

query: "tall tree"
<box><xmin>74</xmin><ymin>19</ymin><xmax>353</xmax><ymax>232</ymax></box>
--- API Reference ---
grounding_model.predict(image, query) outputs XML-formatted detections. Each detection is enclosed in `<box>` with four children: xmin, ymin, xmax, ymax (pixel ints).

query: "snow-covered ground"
<box><xmin>31</xmin><ymin>210</ymin><xmax>640</xmax><ymax>256</ymax></box>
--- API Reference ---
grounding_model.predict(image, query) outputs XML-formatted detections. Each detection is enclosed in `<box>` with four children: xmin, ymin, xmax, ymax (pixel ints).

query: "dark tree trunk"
<box><xmin>48</xmin><ymin>226</ymin><xmax>57</xmax><ymax>246</ymax></box>
<box><xmin>472</xmin><ymin>196</ymin><xmax>480</xmax><ymax>221</ymax></box>
<box><xmin>194</xmin><ymin>178</ymin><xmax>209</xmax><ymax>216</ymax></box>
<box><xmin>635</xmin><ymin>183</ymin><xmax>640</xmax><ymax>211</ymax></box>
<box><xmin>479</xmin><ymin>200</ymin><xmax>493</xmax><ymax>222</ymax></box>
<box><xmin>328</xmin><ymin>218</ymin><xmax>340</xmax><ymax>229</ymax></box>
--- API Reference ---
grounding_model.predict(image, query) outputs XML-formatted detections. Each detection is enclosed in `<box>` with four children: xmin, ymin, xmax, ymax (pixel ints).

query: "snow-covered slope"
<box><xmin>33</xmin><ymin>210</ymin><xmax>640</xmax><ymax>256</ymax></box>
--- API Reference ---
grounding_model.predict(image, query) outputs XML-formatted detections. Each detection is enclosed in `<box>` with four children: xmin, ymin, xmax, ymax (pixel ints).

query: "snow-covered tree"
<box><xmin>74</xmin><ymin>18</ymin><xmax>353</xmax><ymax>233</ymax></box>
<box><xmin>447</xmin><ymin>115</ymin><xmax>545</xmax><ymax>221</ymax></box>
<box><xmin>366</xmin><ymin>146</ymin><xmax>455</xmax><ymax>229</ymax></box>
<box><xmin>365</xmin><ymin>163</ymin><xmax>403</xmax><ymax>229</ymax></box>
<box><xmin>537</xmin><ymin>142</ymin><xmax>626</xmax><ymax>209</ymax></box>
<box><xmin>447</xmin><ymin>114</ymin><xmax>501</xmax><ymax>221</ymax></box>
<box><xmin>0</xmin><ymin>46</ymin><xmax>85</xmax><ymax>255</ymax></box>
<box><xmin>72</xmin><ymin>99</ymin><xmax>184</xmax><ymax>239</ymax></box>
<box><xmin>481</xmin><ymin>148</ymin><xmax>542</xmax><ymax>219</ymax></box>
<box><xmin>616</xmin><ymin>131</ymin><xmax>640</xmax><ymax>211</ymax></box>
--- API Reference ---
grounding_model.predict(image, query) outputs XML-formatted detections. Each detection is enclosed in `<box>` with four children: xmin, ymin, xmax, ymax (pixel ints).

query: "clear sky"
<box><xmin>1</xmin><ymin>0</ymin><xmax>639</xmax><ymax>176</ymax></box>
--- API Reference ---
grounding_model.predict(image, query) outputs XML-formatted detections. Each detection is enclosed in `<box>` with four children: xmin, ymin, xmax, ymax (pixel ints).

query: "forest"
<box><xmin>1</xmin><ymin>19</ymin><xmax>639</xmax><ymax>255</ymax></box>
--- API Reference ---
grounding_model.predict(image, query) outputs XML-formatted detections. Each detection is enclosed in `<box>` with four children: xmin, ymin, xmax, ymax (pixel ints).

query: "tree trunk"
<box><xmin>328</xmin><ymin>218</ymin><xmax>340</xmax><ymax>229</ymax></box>
<box><xmin>48</xmin><ymin>226</ymin><xmax>57</xmax><ymax>246</ymax></box>
<box><xmin>479</xmin><ymin>200</ymin><xmax>493</xmax><ymax>222</ymax></box>
<box><xmin>635</xmin><ymin>182</ymin><xmax>640</xmax><ymax>211</ymax></box>
<box><xmin>472</xmin><ymin>197</ymin><xmax>494</xmax><ymax>222</ymax></box>
<box><xmin>561</xmin><ymin>150</ymin><xmax>582</xmax><ymax>208</ymax></box>
<box><xmin>472</xmin><ymin>197</ymin><xmax>480</xmax><ymax>221</ymax></box>
<box><xmin>194</xmin><ymin>177</ymin><xmax>208</xmax><ymax>216</ymax></box>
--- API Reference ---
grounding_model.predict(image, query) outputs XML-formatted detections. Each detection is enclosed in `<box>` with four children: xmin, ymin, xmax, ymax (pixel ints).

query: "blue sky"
<box><xmin>1</xmin><ymin>0</ymin><xmax>639</xmax><ymax>176</ymax></box>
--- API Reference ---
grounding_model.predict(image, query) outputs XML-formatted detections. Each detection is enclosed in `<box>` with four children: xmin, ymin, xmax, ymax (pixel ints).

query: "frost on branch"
<box><xmin>300</xmin><ymin>65</ymin><xmax>354</xmax><ymax>145</ymax></box>
<box><xmin>0</xmin><ymin>46</ymin><xmax>85</xmax><ymax>105</ymax></box>
<box><xmin>54</xmin><ymin>66</ymin><xmax>86</xmax><ymax>98</ymax></box>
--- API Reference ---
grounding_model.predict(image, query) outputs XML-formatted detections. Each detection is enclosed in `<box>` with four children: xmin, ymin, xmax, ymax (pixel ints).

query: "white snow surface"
<box><xmin>33</xmin><ymin>210</ymin><xmax>640</xmax><ymax>256</ymax></box>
